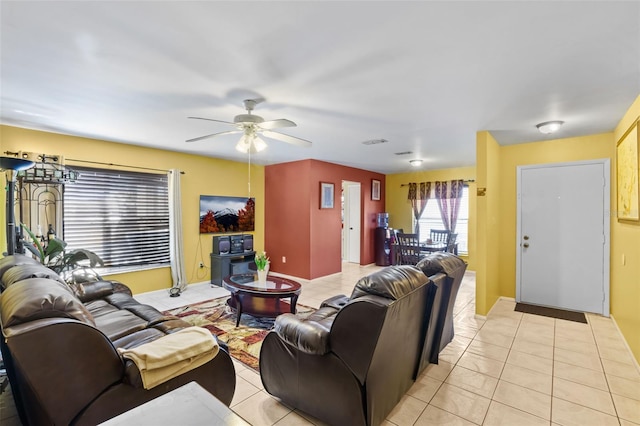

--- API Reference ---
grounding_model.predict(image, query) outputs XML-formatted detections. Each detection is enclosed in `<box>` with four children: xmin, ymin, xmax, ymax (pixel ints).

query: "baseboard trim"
<box><xmin>609</xmin><ymin>314</ymin><xmax>640</xmax><ymax>375</ymax></box>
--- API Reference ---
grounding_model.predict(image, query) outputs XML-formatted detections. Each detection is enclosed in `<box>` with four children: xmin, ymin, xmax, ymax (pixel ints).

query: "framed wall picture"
<box><xmin>320</xmin><ymin>182</ymin><xmax>334</xmax><ymax>209</ymax></box>
<box><xmin>616</xmin><ymin>119</ymin><xmax>639</xmax><ymax>222</ymax></box>
<box><xmin>371</xmin><ymin>179</ymin><xmax>381</xmax><ymax>201</ymax></box>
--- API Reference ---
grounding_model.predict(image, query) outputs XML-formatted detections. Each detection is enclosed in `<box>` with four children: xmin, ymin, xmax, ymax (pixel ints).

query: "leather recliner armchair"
<box><xmin>415</xmin><ymin>251</ymin><xmax>468</xmax><ymax>364</ymax></box>
<box><xmin>259</xmin><ymin>265</ymin><xmax>445</xmax><ymax>426</ymax></box>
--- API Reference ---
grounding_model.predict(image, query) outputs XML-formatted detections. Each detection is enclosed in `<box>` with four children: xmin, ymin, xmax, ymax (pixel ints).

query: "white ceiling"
<box><xmin>1</xmin><ymin>1</ymin><xmax>639</xmax><ymax>174</ymax></box>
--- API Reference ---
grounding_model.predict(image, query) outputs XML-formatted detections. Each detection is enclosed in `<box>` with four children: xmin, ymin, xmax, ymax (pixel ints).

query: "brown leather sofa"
<box><xmin>0</xmin><ymin>254</ymin><xmax>236</xmax><ymax>426</ymax></box>
<box><xmin>259</xmin><ymin>265</ymin><xmax>444</xmax><ymax>426</ymax></box>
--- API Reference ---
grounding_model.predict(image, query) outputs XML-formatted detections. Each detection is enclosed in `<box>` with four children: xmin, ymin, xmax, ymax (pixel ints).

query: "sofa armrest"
<box><xmin>274</xmin><ymin>307</ymin><xmax>337</xmax><ymax>355</ymax></box>
<box><xmin>71</xmin><ymin>280</ymin><xmax>116</xmax><ymax>302</ymax></box>
<box><xmin>4</xmin><ymin>319</ymin><xmax>124</xmax><ymax>426</ymax></box>
<box><xmin>71</xmin><ymin>280</ymin><xmax>132</xmax><ymax>302</ymax></box>
<box><xmin>320</xmin><ymin>294</ymin><xmax>350</xmax><ymax>310</ymax></box>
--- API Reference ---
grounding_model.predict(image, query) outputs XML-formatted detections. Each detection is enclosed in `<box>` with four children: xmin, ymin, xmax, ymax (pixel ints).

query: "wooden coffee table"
<box><xmin>222</xmin><ymin>273</ymin><xmax>302</xmax><ymax>327</ymax></box>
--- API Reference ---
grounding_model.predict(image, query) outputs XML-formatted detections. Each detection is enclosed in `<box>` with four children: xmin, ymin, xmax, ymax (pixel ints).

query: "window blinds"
<box><xmin>63</xmin><ymin>166</ymin><xmax>170</xmax><ymax>268</ymax></box>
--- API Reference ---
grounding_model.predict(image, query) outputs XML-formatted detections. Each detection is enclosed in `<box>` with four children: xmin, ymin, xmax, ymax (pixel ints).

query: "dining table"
<box><xmin>421</xmin><ymin>242</ymin><xmax>447</xmax><ymax>253</ymax></box>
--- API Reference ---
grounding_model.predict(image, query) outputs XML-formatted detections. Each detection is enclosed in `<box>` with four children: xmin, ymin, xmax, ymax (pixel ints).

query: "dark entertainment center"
<box><xmin>210</xmin><ymin>234</ymin><xmax>256</xmax><ymax>286</ymax></box>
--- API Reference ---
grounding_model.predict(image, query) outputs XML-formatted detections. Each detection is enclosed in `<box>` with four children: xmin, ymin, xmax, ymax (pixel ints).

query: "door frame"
<box><xmin>342</xmin><ymin>181</ymin><xmax>361</xmax><ymax>264</ymax></box>
<box><xmin>515</xmin><ymin>159</ymin><xmax>610</xmax><ymax>316</ymax></box>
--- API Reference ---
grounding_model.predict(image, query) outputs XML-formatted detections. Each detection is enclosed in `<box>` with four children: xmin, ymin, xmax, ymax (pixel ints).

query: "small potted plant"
<box><xmin>21</xmin><ymin>224</ymin><xmax>104</xmax><ymax>282</ymax></box>
<box><xmin>255</xmin><ymin>251</ymin><xmax>270</xmax><ymax>284</ymax></box>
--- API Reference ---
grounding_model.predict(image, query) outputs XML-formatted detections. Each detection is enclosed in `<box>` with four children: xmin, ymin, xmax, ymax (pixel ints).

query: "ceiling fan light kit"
<box><xmin>187</xmin><ymin>99</ymin><xmax>312</xmax><ymax>151</ymax></box>
<box><xmin>536</xmin><ymin>120</ymin><xmax>564</xmax><ymax>134</ymax></box>
<box><xmin>236</xmin><ymin>134</ymin><xmax>267</xmax><ymax>154</ymax></box>
<box><xmin>410</xmin><ymin>159</ymin><xmax>423</xmax><ymax>167</ymax></box>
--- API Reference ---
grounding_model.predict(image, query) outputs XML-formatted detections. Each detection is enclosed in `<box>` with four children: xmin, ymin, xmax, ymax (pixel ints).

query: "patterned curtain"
<box><xmin>435</xmin><ymin>180</ymin><xmax>464</xmax><ymax>232</ymax></box>
<box><xmin>407</xmin><ymin>182</ymin><xmax>431</xmax><ymax>235</ymax></box>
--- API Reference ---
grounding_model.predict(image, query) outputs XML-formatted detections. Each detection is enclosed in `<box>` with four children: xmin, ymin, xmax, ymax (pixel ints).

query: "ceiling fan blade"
<box><xmin>188</xmin><ymin>116</ymin><xmax>236</xmax><ymax>126</ymax></box>
<box><xmin>186</xmin><ymin>130</ymin><xmax>242</xmax><ymax>143</ymax></box>
<box><xmin>258</xmin><ymin>119</ymin><xmax>296</xmax><ymax>130</ymax></box>
<box><xmin>262</xmin><ymin>130</ymin><xmax>312</xmax><ymax>148</ymax></box>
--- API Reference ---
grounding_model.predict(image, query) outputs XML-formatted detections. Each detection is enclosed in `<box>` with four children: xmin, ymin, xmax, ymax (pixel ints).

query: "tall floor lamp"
<box><xmin>1</xmin><ymin>157</ymin><xmax>35</xmax><ymax>255</ymax></box>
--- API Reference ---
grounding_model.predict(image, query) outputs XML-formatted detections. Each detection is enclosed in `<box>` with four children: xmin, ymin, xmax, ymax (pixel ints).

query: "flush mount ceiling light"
<box><xmin>409</xmin><ymin>159</ymin><xmax>423</xmax><ymax>167</ymax></box>
<box><xmin>536</xmin><ymin>120</ymin><xmax>564</xmax><ymax>134</ymax></box>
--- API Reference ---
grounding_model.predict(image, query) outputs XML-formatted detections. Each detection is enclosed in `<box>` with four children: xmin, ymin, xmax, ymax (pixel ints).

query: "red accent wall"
<box><xmin>265</xmin><ymin>159</ymin><xmax>385</xmax><ymax>279</ymax></box>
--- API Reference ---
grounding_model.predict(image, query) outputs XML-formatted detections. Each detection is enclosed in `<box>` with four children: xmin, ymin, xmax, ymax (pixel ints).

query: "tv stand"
<box><xmin>210</xmin><ymin>251</ymin><xmax>256</xmax><ymax>286</ymax></box>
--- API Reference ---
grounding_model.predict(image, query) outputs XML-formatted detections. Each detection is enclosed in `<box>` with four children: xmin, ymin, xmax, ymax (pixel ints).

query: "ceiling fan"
<box><xmin>186</xmin><ymin>99</ymin><xmax>312</xmax><ymax>153</ymax></box>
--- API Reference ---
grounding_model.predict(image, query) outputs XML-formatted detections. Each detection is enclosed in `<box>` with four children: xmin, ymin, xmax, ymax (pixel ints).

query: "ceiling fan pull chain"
<box><xmin>247</xmin><ymin>150</ymin><xmax>251</xmax><ymax>199</ymax></box>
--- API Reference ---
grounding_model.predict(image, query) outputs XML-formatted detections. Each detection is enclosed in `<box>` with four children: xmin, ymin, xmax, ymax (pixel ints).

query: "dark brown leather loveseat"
<box><xmin>0</xmin><ymin>254</ymin><xmax>236</xmax><ymax>426</ymax></box>
<box><xmin>259</xmin><ymin>265</ymin><xmax>445</xmax><ymax>426</ymax></box>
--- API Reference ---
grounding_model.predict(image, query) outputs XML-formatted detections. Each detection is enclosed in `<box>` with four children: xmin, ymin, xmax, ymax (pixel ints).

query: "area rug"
<box><xmin>515</xmin><ymin>302</ymin><xmax>587</xmax><ymax>323</ymax></box>
<box><xmin>164</xmin><ymin>297</ymin><xmax>315</xmax><ymax>371</ymax></box>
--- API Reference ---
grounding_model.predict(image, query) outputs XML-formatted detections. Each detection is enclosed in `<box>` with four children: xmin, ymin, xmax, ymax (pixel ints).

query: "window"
<box><xmin>63</xmin><ymin>166</ymin><xmax>170</xmax><ymax>269</ymax></box>
<box><xmin>418</xmin><ymin>186</ymin><xmax>469</xmax><ymax>254</ymax></box>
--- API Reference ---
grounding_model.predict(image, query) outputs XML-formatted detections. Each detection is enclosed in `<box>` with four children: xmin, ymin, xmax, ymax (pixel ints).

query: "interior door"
<box><xmin>516</xmin><ymin>160</ymin><xmax>610</xmax><ymax>315</ymax></box>
<box><xmin>344</xmin><ymin>182</ymin><xmax>361</xmax><ymax>263</ymax></box>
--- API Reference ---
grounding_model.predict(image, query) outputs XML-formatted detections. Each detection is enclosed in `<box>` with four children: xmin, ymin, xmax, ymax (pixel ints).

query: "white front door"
<box><xmin>516</xmin><ymin>160</ymin><xmax>610</xmax><ymax>315</ymax></box>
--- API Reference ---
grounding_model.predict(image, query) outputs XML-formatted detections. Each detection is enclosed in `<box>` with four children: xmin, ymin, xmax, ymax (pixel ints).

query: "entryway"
<box><xmin>342</xmin><ymin>181</ymin><xmax>361</xmax><ymax>263</ymax></box>
<box><xmin>516</xmin><ymin>159</ymin><xmax>610</xmax><ymax>316</ymax></box>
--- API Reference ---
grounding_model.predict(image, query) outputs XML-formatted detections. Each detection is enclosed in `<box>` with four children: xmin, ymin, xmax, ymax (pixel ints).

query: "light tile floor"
<box><xmin>1</xmin><ymin>263</ymin><xmax>639</xmax><ymax>425</ymax></box>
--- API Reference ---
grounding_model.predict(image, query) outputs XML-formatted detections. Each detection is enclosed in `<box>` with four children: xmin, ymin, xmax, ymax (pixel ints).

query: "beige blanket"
<box><xmin>118</xmin><ymin>326</ymin><xmax>219</xmax><ymax>390</ymax></box>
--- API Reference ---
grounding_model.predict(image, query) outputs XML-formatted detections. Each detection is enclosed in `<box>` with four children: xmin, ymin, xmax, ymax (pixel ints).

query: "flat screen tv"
<box><xmin>199</xmin><ymin>195</ymin><xmax>255</xmax><ymax>233</ymax></box>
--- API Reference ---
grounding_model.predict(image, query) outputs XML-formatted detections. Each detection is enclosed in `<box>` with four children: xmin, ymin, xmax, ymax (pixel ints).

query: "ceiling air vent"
<box><xmin>394</xmin><ymin>151</ymin><xmax>413</xmax><ymax>156</ymax></box>
<box><xmin>361</xmin><ymin>139</ymin><xmax>388</xmax><ymax>145</ymax></box>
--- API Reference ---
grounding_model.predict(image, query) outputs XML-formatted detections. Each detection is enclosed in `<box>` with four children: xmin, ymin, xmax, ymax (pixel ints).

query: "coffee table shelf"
<box><xmin>222</xmin><ymin>273</ymin><xmax>302</xmax><ymax>327</ymax></box>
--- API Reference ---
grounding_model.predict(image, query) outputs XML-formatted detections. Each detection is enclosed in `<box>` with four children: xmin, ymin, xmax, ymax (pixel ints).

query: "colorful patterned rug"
<box><xmin>164</xmin><ymin>297</ymin><xmax>315</xmax><ymax>371</ymax></box>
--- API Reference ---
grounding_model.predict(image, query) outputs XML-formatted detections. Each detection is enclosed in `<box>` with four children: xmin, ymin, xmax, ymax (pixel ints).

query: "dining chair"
<box><xmin>396</xmin><ymin>233</ymin><xmax>424</xmax><ymax>265</ymax></box>
<box><xmin>429</xmin><ymin>229</ymin><xmax>450</xmax><ymax>244</ymax></box>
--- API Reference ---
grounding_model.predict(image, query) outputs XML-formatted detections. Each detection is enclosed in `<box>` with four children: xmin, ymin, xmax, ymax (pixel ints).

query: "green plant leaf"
<box><xmin>18</xmin><ymin>226</ymin><xmax>104</xmax><ymax>276</ymax></box>
<box><xmin>20</xmin><ymin>223</ymin><xmax>45</xmax><ymax>263</ymax></box>
<box><xmin>64</xmin><ymin>249</ymin><xmax>104</xmax><ymax>269</ymax></box>
<box><xmin>44</xmin><ymin>237</ymin><xmax>66</xmax><ymax>261</ymax></box>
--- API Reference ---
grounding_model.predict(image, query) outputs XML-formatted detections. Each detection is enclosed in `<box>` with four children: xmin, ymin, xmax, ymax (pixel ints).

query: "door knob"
<box><xmin>523</xmin><ymin>235</ymin><xmax>529</xmax><ymax>240</ymax></box>
<box><xmin>523</xmin><ymin>243</ymin><xmax>529</xmax><ymax>248</ymax></box>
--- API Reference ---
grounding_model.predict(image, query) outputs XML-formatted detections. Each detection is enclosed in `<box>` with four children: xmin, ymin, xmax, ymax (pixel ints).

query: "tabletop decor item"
<box><xmin>255</xmin><ymin>251</ymin><xmax>270</xmax><ymax>284</ymax></box>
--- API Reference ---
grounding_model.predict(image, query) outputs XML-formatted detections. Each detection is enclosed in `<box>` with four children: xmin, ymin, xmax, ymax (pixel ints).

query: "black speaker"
<box><xmin>243</xmin><ymin>235</ymin><xmax>253</xmax><ymax>252</ymax></box>
<box><xmin>230</xmin><ymin>235</ymin><xmax>244</xmax><ymax>254</ymax></box>
<box><xmin>213</xmin><ymin>236</ymin><xmax>231</xmax><ymax>254</ymax></box>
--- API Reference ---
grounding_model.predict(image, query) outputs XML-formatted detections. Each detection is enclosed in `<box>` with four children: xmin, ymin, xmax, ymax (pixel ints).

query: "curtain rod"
<box><xmin>400</xmin><ymin>179</ymin><xmax>475</xmax><ymax>187</ymax></box>
<box><xmin>66</xmin><ymin>158</ymin><xmax>185</xmax><ymax>174</ymax></box>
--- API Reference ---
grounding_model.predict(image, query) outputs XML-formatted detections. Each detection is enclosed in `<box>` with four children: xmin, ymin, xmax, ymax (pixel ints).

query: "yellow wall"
<box><xmin>385</xmin><ymin>166</ymin><xmax>476</xmax><ymax>269</ymax></box>
<box><xmin>476</xmin><ymin>94</ymin><xmax>640</xmax><ymax>362</ymax></box>
<box><xmin>477</xmin><ymin>132</ymin><xmax>614</xmax><ymax>316</ymax></box>
<box><xmin>497</xmin><ymin>133</ymin><xmax>614</xmax><ymax>299</ymax></box>
<box><xmin>611</xmin><ymin>95</ymin><xmax>640</xmax><ymax>361</ymax></box>
<box><xmin>475</xmin><ymin>131</ymin><xmax>502</xmax><ymax>315</ymax></box>
<box><xmin>0</xmin><ymin>125</ymin><xmax>264</xmax><ymax>294</ymax></box>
